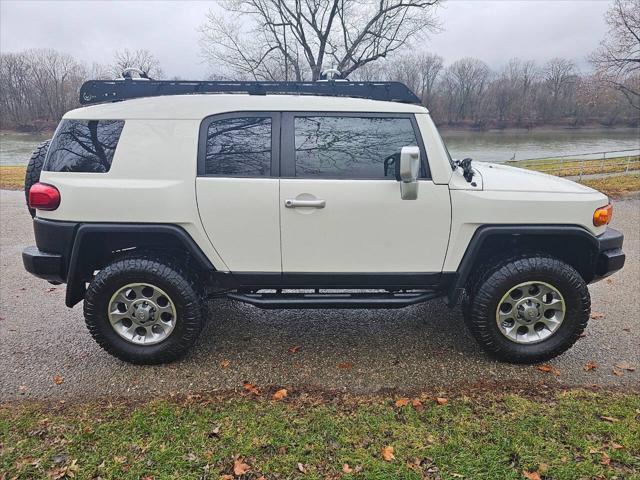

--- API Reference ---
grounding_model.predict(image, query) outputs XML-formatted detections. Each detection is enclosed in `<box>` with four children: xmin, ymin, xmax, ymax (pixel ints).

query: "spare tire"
<box><xmin>24</xmin><ymin>140</ymin><xmax>50</xmax><ymax>218</ymax></box>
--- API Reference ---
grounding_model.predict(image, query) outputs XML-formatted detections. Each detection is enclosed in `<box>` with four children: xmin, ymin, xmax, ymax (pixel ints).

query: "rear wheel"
<box><xmin>24</xmin><ymin>140</ymin><xmax>50</xmax><ymax>217</ymax></box>
<box><xmin>84</xmin><ymin>254</ymin><xmax>204</xmax><ymax>364</ymax></box>
<box><xmin>463</xmin><ymin>254</ymin><xmax>590</xmax><ymax>363</ymax></box>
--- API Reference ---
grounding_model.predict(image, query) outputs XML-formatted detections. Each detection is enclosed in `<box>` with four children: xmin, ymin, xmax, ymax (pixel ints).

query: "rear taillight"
<box><xmin>28</xmin><ymin>183</ymin><xmax>60</xmax><ymax>211</ymax></box>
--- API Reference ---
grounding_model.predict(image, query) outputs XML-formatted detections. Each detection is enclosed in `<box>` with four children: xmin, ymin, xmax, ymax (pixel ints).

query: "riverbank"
<box><xmin>1</xmin><ymin>389</ymin><xmax>638</xmax><ymax>479</ymax></box>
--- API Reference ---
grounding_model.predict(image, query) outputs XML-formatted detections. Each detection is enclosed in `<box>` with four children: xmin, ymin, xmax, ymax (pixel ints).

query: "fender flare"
<box><xmin>447</xmin><ymin>224</ymin><xmax>600</xmax><ymax>306</ymax></box>
<box><xmin>65</xmin><ymin>223</ymin><xmax>215</xmax><ymax>307</ymax></box>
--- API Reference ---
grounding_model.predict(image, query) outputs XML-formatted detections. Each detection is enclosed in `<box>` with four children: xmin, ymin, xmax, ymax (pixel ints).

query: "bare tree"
<box><xmin>110</xmin><ymin>49</ymin><xmax>164</xmax><ymax>79</ymax></box>
<box><xmin>590</xmin><ymin>0</ymin><xmax>640</xmax><ymax>110</ymax></box>
<box><xmin>441</xmin><ymin>57</ymin><xmax>490</xmax><ymax>124</ymax></box>
<box><xmin>199</xmin><ymin>0</ymin><xmax>441</xmax><ymax>81</ymax></box>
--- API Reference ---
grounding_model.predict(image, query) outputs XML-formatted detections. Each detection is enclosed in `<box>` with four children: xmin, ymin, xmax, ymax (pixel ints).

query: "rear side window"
<box><xmin>44</xmin><ymin>120</ymin><xmax>125</xmax><ymax>173</ymax></box>
<box><xmin>293</xmin><ymin>116</ymin><xmax>423</xmax><ymax>179</ymax></box>
<box><xmin>203</xmin><ymin>117</ymin><xmax>271</xmax><ymax>176</ymax></box>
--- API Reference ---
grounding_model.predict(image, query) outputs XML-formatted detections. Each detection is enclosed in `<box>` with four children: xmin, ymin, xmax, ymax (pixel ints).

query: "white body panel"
<box><xmin>279</xmin><ymin>180</ymin><xmax>451</xmax><ymax>272</ymax></box>
<box><xmin>38</xmin><ymin>119</ymin><xmax>229</xmax><ymax>271</ymax></box>
<box><xmin>196</xmin><ymin>178</ymin><xmax>281</xmax><ymax>271</ymax></box>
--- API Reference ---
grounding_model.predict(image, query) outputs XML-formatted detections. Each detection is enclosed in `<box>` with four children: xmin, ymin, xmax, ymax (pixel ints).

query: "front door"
<box><xmin>196</xmin><ymin>112</ymin><xmax>281</xmax><ymax>272</ymax></box>
<box><xmin>279</xmin><ymin>113</ymin><xmax>451</xmax><ymax>276</ymax></box>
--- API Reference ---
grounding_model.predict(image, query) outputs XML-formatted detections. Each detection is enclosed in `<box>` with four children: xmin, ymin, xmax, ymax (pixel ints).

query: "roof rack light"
<box><xmin>79</xmin><ymin>79</ymin><xmax>421</xmax><ymax>105</ymax></box>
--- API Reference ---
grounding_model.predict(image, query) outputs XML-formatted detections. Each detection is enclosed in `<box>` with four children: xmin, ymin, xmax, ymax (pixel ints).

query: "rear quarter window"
<box><xmin>44</xmin><ymin>119</ymin><xmax>125</xmax><ymax>173</ymax></box>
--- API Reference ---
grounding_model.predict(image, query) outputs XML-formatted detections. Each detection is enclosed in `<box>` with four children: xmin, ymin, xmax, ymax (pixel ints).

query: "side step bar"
<box><xmin>226</xmin><ymin>291</ymin><xmax>440</xmax><ymax>309</ymax></box>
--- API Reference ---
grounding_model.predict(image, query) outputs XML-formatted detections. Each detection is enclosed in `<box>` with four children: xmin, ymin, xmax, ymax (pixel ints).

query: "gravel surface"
<box><xmin>1</xmin><ymin>189</ymin><xmax>638</xmax><ymax>401</ymax></box>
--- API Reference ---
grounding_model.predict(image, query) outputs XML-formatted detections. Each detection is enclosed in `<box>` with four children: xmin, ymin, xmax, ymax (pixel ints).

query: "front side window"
<box><xmin>44</xmin><ymin>119</ymin><xmax>125</xmax><ymax>173</ymax></box>
<box><xmin>204</xmin><ymin>117</ymin><xmax>271</xmax><ymax>176</ymax></box>
<box><xmin>294</xmin><ymin>116</ymin><xmax>422</xmax><ymax>179</ymax></box>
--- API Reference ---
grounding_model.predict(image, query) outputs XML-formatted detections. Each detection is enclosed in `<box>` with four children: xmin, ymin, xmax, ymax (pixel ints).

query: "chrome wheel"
<box><xmin>108</xmin><ymin>283</ymin><xmax>177</xmax><ymax>345</ymax></box>
<box><xmin>496</xmin><ymin>281</ymin><xmax>565</xmax><ymax>345</ymax></box>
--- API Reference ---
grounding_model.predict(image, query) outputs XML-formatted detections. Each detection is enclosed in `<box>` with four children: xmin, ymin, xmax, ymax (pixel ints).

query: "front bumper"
<box><xmin>594</xmin><ymin>227</ymin><xmax>625</xmax><ymax>280</ymax></box>
<box><xmin>22</xmin><ymin>246</ymin><xmax>65</xmax><ymax>283</ymax></box>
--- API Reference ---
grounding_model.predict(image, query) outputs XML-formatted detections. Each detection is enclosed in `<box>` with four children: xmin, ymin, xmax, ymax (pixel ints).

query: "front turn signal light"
<box><xmin>593</xmin><ymin>203</ymin><xmax>613</xmax><ymax>226</ymax></box>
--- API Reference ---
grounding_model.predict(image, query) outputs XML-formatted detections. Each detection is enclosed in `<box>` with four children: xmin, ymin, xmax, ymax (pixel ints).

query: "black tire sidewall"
<box><xmin>466</xmin><ymin>257</ymin><xmax>590</xmax><ymax>363</ymax></box>
<box><xmin>24</xmin><ymin>140</ymin><xmax>50</xmax><ymax>218</ymax></box>
<box><xmin>84</xmin><ymin>257</ymin><xmax>203</xmax><ymax>364</ymax></box>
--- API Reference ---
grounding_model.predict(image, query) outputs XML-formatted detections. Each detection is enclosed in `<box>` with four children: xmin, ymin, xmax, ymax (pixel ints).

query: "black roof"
<box><xmin>79</xmin><ymin>79</ymin><xmax>421</xmax><ymax>106</ymax></box>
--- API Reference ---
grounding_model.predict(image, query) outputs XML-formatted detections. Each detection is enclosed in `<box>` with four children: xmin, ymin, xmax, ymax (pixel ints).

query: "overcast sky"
<box><xmin>0</xmin><ymin>0</ymin><xmax>612</xmax><ymax>78</ymax></box>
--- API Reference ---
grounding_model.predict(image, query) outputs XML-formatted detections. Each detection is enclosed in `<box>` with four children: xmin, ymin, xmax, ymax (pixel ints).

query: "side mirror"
<box><xmin>399</xmin><ymin>146</ymin><xmax>420</xmax><ymax>200</ymax></box>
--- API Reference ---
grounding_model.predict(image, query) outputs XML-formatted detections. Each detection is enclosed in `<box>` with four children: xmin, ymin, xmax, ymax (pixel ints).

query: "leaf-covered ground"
<box><xmin>1</xmin><ymin>390</ymin><xmax>639</xmax><ymax>479</ymax></box>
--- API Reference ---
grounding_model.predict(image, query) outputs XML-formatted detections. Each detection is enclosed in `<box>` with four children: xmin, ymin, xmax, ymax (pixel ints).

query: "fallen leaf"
<box><xmin>342</xmin><ymin>463</ymin><xmax>353</xmax><ymax>473</ymax></box>
<box><xmin>612</xmin><ymin>368</ymin><xmax>624</xmax><ymax>377</ymax></box>
<box><xmin>381</xmin><ymin>446</ymin><xmax>395</xmax><ymax>461</ymax></box>
<box><xmin>338</xmin><ymin>362</ymin><xmax>353</xmax><ymax>370</ymax></box>
<box><xmin>588</xmin><ymin>447</ymin><xmax>600</xmax><ymax>454</ymax></box>
<box><xmin>584</xmin><ymin>361</ymin><xmax>597</xmax><ymax>371</ymax></box>
<box><xmin>436</xmin><ymin>397</ymin><xmax>448</xmax><ymax>406</ymax></box>
<box><xmin>610</xmin><ymin>442</ymin><xmax>624</xmax><ymax>450</ymax></box>
<box><xmin>412</xmin><ymin>399</ymin><xmax>423</xmax><ymax>410</ymax></box>
<box><xmin>297</xmin><ymin>462</ymin><xmax>306</xmax><ymax>473</ymax></box>
<box><xmin>53</xmin><ymin>375</ymin><xmax>64</xmax><ymax>385</ymax></box>
<box><xmin>233</xmin><ymin>458</ymin><xmax>251</xmax><ymax>475</ymax></box>
<box><xmin>590</xmin><ymin>312</ymin><xmax>605</xmax><ymax>320</ymax></box>
<box><xmin>451</xmin><ymin>474</ymin><xmax>464</xmax><ymax>478</ymax></box>
<box><xmin>185</xmin><ymin>453</ymin><xmax>196</xmax><ymax>462</ymax></box>
<box><xmin>141</xmin><ymin>475</ymin><xmax>154</xmax><ymax>480</ymax></box>
<box><xmin>221</xmin><ymin>475</ymin><xmax>234</xmax><ymax>480</ymax></box>
<box><xmin>614</xmin><ymin>361</ymin><xmax>636</xmax><ymax>372</ymax></box>
<box><xmin>600</xmin><ymin>452</ymin><xmax>611</xmax><ymax>465</ymax></box>
<box><xmin>395</xmin><ymin>398</ymin><xmax>409</xmax><ymax>407</ymax></box>
<box><xmin>288</xmin><ymin>345</ymin><xmax>301</xmax><ymax>353</ymax></box>
<box><xmin>523</xmin><ymin>471</ymin><xmax>541</xmax><ymax>480</ymax></box>
<box><xmin>600</xmin><ymin>415</ymin><xmax>619</xmax><ymax>423</ymax></box>
<box><xmin>272</xmin><ymin>389</ymin><xmax>288</xmax><ymax>401</ymax></box>
<box><xmin>113</xmin><ymin>456</ymin><xmax>126</xmax><ymax>464</ymax></box>
<box><xmin>243</xmin><ymin>382</ymin><xmax>260</xmax><ymax>395</ymax></box>
<box><xmin>536</xmin><ymin>364</ymin><xmax>560</xmax><ymax>376</ymax></box>
<box><xmin>208</xmin><ymin>425</ymin><xmax>221</xmax><ymax>438</ymax></box>
<box><xmin>220</xmin><ymin>360</ymin><xmax>230</xmax><ymax>369</ymax></box>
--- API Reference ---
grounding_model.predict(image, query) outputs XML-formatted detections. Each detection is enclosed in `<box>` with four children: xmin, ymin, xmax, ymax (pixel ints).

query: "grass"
<box><xmin>0</xmin><ymin>166</ymin><xmax>26</xmax><ymax>190</ymax></box>
<box><xmin>1</xmin><ymin>390</ymin><xmax>639</xmax><ymax>479</ymax></box>
<box><xmin>507</xmin><ymin>155</ymin><xmax>640</xmax><ymax>178</ymax></box>
<box><xmin>582</xmin><ymin>173</ymin><xmax>640</xmax><ymax>197</ymax></box>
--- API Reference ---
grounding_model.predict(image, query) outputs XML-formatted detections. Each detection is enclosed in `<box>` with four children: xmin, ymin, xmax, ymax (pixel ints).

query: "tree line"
<box><xmin>0</xmin><ymin>48</ymin><xmax>163</xmax><ymax>130</ymax></box>
<box><xmin>1</xmin><ymin>0</ymin><xmax>637</xmax><ymax>131</ymax></box>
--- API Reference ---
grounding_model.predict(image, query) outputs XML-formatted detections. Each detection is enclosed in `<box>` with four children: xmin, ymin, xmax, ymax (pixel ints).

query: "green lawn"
<box><xmin>507</xmin><ymin>155</ymin><xmax>640</xmax><ymax>177</ymax></box>
<box><xmin>1</xmin><ymin>390</ymin><xmax>639</xmax><ymax>479</ymax></box>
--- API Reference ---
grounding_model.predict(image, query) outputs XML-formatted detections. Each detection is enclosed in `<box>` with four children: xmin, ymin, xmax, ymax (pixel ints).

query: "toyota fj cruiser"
<box><xmin>22</xmin><ymin>75</ymin><xmax>625</xmax><ymax>365</ymax></box>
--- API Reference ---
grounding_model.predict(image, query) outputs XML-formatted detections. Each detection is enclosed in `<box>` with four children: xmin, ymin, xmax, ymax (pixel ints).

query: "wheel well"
<box><xmin>65</xmin><ymin>224</ymin><xmax>215</xmax><ymax>307</ymax></box>
<box><xmin>448</xmin><ymin>225</ymin><xmax>600</xmax><ymax>305</ymax></box>
<box><xmin>472</xmin><ymin>234</ymin><xmax>597</xmax><ymax>281</ymax></box>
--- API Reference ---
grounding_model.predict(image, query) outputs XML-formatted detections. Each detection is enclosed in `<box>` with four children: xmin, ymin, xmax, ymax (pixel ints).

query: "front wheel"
<box><xmin>84</xmin><ymin>254</ymin><xmax>205</xmax><ymax>364</ymax></box>
<box><xmin>463</xmin><ymin>254</ymin><xmax>590</xmax><ymax>364</ymax></box>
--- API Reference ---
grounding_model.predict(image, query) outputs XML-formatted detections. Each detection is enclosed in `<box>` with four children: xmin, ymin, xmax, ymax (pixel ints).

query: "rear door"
<box><xmin>279</xmin><ymin>112</ymin><xmax>451</xmax><ymax>275</ymax></box>
<box><xmin>196</xmin><ymin>112</ymin><xmax>281</xmax><ymax>272</ymax></box>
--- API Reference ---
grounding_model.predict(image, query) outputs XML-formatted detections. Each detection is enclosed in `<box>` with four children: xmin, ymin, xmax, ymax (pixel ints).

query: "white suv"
<box><xmin>22</xmin><ymin>78</ymin><xmax>625</xmax><ymax>365</ymax></box>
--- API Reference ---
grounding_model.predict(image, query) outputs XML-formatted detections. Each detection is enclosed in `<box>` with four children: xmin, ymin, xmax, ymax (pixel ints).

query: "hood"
<box><xmin>472</xmin><ymin>161</ymin><xmax>599</xmax><ymax>194</ymax></box>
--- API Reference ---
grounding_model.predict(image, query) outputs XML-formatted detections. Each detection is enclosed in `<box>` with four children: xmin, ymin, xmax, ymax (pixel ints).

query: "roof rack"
<box><xmin>78</xmin><ymin>79</ymin><xmax>421</xmax><ymax>105</ymax></box>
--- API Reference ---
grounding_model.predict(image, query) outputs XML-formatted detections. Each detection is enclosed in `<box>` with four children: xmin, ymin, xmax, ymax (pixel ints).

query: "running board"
<box><xmin>226</xmin><ymin>291</ymin><xmax>440</xmax><ymax>309</ymax></box>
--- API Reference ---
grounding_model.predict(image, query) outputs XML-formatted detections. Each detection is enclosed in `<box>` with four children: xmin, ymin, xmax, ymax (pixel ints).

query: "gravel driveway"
<box><xmin>1</xmin><ymin>189</ymin><xmax>638</xmax><ymax>401</ymax></box>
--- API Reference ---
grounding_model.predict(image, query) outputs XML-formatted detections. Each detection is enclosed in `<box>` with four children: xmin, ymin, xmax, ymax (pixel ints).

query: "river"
<box><xmin>1</xmin><ymin>127</ymin><xmax>638</xmax><ymax>166</ymax></box>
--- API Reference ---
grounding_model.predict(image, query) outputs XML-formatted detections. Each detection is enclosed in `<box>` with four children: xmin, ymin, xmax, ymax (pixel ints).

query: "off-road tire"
<box><xmin>84</xmin><ymin>253</ymin><xmax>204</xmax><ymax>364</ymax></box>
<box><xmin>24</xmin><ymin>140</ymin><xmax>50</xmax><ymax>217</ymax></box>
<box><xmin>463</xmin><ymin>254</ymin><xmax>590</xmax><ymax>364</ymax></box>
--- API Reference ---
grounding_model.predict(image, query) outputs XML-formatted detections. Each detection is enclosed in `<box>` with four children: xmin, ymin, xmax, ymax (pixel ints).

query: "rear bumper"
<box><xmin>594</xmin><ymin>227</ymin><xmax>625</xmax><ymax>280</ymax></box>
<box><xmin>22</xmin><ymin>246</ymin><xmax>65</xmax><ymax>283</ymax></box>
